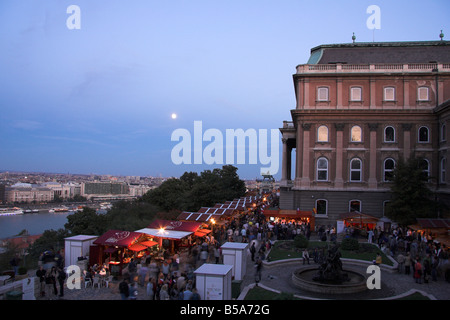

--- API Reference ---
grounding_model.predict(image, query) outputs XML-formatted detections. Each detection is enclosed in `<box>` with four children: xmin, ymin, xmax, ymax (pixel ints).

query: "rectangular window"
<box><xmin>418</xmin><ymin>87</ymin><xmax>429</xmax><ymax>101</ymax></box>
<box><xmin>384</xmin><ymin>87</ymin><xmax>395</xmax><ymax>101</ymax></box>
<box><xmin>317</xmin><ymin>87</ymin><xmax>329</xmax><ymax>101</ymax></box>
<box><xmin>350</xmin><ymin>87</ymin><xmax>362</xmax><ymax>101</ymax></box>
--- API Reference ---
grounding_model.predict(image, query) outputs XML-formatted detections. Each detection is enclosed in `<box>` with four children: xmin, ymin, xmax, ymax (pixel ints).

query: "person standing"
<box><xmin>404</xmin><ymin>252</ymin><xmax>411</xmax><ymax>275</ymax></box>
<box><xmin>36</xmin><ymin>266</ymin><xmax>46</xmax><ymax>297</ymax></box>
<box><xmin>397</xmin><ymin>253</ymin><xmax>405</xmax><ymax>274</ymax></box>
<box><xmin>119</xmin><ymin>278</ymin><xmax>130</xmax><ymax>300</ymax></box>
<box><xmin>250</xmin><ymin>242</ymin><xmax>256</xmax><ymax>262</ymax></box>
<box><xmin>57</xmin><ymin>268</ymin><xmax>66</xmax><ymax>298</ymax></box>
<box><xmin>254</xmin><ymin>257</ymin><xmax>263</xmax><ymax>286</ymax></box>
<box><xmin>414</xmin><ymin>257</ymin><xmax>423</xmax><ymax>284</ymax></box>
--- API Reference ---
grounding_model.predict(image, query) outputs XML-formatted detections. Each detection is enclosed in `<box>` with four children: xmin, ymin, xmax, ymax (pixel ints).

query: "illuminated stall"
<box><xmin>90</xmin><ymin>230</ymin><xmax>158</xmax><ymax>275</ymax></box>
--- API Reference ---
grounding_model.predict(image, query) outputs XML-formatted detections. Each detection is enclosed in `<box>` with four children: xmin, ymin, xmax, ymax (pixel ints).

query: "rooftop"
<box><xmin>306</xmin><ymin>40</ymin><xmax>450</xmax><ymax>65</ymax></box>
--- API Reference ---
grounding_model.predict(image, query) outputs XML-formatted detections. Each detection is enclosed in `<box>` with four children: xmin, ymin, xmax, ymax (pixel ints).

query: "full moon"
<box><xmin>171</xmin><ymin>113</ymin><xmax>177</xmax><ymax>119</ymax></box>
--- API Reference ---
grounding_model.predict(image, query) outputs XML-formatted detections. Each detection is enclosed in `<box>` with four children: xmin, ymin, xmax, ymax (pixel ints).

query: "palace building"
<box><xmin>279</xmin><ymin>40</ymin><xmax>450</xmax><ymax>226</ymax></box>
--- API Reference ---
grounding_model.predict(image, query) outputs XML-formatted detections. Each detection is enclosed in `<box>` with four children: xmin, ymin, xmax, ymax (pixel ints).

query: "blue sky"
<box><xmin>0</xmin><ymin>0</ymin><xmax>448</xmax><ymax>180</ymax></box>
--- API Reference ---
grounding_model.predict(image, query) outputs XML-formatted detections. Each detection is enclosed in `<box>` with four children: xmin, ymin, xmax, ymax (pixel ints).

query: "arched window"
<box><xmin>317</xmin><ymin>125</ymin><xmax>329</xmax><ymax>142</ymax></box>
<box><xmin>317</xmin><ymin>157</ymin><xmax>328</xmax><ymax>181</ymax></box>
<box><xmin>384</xmin><ymin>158</ymin><xmax>395</xmax><ymax>182</ymax></box>
<box><xmin>350</xmin><ymin>158</ymin><xmax>362</xmax><ymax>182</ymax></box>
<box><xmin>418</xmin><ymin>126</ymin><xmax>429</xmax><ymax>143</ymax></box>
<box><xmin>441</xmin><ymin>158</ymin><xmax>447</xmax><ymax>183</ymax></box>
<box><xmin>351</xmin><ymin>125</ymin><xmax>362</xmax><ymax>142</ymax></box>
<box><xmin>384</xmin><ymin>126</ymin><xmax>395</xmax><ymax>142</ymax></box>
<box><xmin>349</xmin><ymin>200</ymin><xmax>361</xmax><ymax>212</ymax></box>
<box><xmin>441</xmin><ymin>123</ymin><xmax>446</xmax><ymax>142</ymax></box>
<box><xmin>419</xmin><ymin>158</ymin><xmax>430</xmax><ymax>180</ymax></box>
<box><xmin>315</xmin><ymin>199</ymin><xmax>328</xmax><ymax>216</ymax></box>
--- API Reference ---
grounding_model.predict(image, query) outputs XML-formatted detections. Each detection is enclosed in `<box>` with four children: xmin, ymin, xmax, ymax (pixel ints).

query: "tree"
<box><xmin>385</xmin><ymin>157</ymin><xmax>437</xmax><ymax>225</ymax></box>
<box><xmin>64</xmin><ymin>207</ymin><xmax>108</xmax><ymax>236</ymax></box>
<box><xmin>142</xmin><ymin>165</ymin><xmax>246</xmax><ymax>212</ymax></box>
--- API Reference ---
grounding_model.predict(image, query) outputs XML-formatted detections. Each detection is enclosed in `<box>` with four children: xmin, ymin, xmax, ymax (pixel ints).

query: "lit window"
<box><xmin>317</xmin><ymin>157</ymin><xmax>328</xmax><ymax>181</ymax></box>
<box><xmin>384</xmin><ymin>158</ymin><xmax>395</xmax><ymax>182</ymax></box>
<box><xmin>418</xmin><ymin>87</ymin><xmax>429</xmax><ymax>101</ymax></box>
<box><xmin>350</xmin><ymin>158</ymin><xmax>362</xmax><ymax>182</ymax></box>
<box><xmin>317</xmin><ymin>87</ymin><xmax>329</xmax><ymax>101</ymax></box>
<box><xmin>349</xmin><ymin>200</ymin><xmax>361</xmax><ymax>212</ymax></box>
<box><xmin>350</xmin><ymin>87</ymin><xmax>362</xmax><ymax>101</ymax></box>
<box><xmin>317</xmin><ymin>125</ymin><xmax>329</xmax><ymax>142</ymax></box>
<box><xmin>351</xmin><ymin>125</ymin><xmax>362</xmax><ymax>142</ymax></box>
<box><xmin>418</xmin><ymin>126</ymin><xmax>429</xmax><ymax>143</ymax></box>
<box><xmin>384</xmin><ymin>87</ymin><xmax>395</xmax><ymax>101</ymax></box>
<box><xmin>384</xmin><ymin>126</ymin><xmax>395</xmax><ymax>142</ymax></box>
<box><xmin>315</xmin><ymin>199</ymin><xmax>327</xmax><ymax>215</ymax></box>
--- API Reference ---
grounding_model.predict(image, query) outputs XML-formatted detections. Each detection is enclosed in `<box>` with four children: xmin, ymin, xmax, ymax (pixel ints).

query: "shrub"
<box><xmin>341</xmin><ymin>237</ymin><xmax>359</xmax><ymax>251</ymax></box>
<box><xmin>293</xmin><ymin>234</ymin><xmax>309</xmax><ymax>249</ymax></box>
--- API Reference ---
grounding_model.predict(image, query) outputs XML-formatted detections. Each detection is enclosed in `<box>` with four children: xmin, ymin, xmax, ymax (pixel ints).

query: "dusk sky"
<box><xmin>1</xmin><ymin>0</ymin><xmax>449</xmax><ymax>180</ymax></box>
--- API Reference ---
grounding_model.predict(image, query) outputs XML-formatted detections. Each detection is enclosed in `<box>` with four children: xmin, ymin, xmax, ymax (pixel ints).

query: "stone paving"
<box><xmin>35</xmin><ymin>239</ymin><xmax>450</xmax><ymax>301</ymax></box>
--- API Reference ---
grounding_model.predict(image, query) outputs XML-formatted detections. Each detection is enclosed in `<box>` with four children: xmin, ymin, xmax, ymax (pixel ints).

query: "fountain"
<box><xmin>292</xmin><ymin>244</ymin><xmax>368</xmax><ymax>294</ymax></box>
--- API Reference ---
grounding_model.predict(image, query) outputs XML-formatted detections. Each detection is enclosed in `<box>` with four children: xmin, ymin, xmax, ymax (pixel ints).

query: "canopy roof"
<box><xmin>136</xmin><ymin>228</ymin><xmax>193</xmax><ymax>240</ymax></box>
<box><xmin>416</xmin><ymin>218</ymin><xmax>450</xmax><ymax>229</ymax></box>
<box><xmin>339</xmin><ymin>212</ymin><xmax>379</xmax><ymax>223</ymax></box>
<box><xmin>146</xmin><ymin>219</ymin><xmax>202</xmax><ymax>232</ymax></box>
<box><xmin>262</xmin><ymin>209</ymin><xmax>312</xmax><ymax>218</ymax></box>
<box><xmin>93</xmin><ymin>230</ymin><xmax>143</xmax><ymax>247</ymax></box>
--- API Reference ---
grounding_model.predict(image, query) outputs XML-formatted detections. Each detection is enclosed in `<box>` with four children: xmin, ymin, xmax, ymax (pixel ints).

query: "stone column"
<box><xmin>368</xmin><ymin>123</ymin><xmax>378</xmax><ymax>189</ymax></box>
<box><xmin>281</xmin><ymin>138</ymin><xmax>288</xmax><ymax>183</ymax></box>
<box><xmin>403</xmin><ymin>79</ymin><xmax>409</xmax><ymax>108</ymax></box>
<box><xmin>402</xmin><ymin>123</ymin><xmax>412</xmax><ymax>160</ymax></box>
<box><xmin>304</xmin><ymin>80</ymin><xmax>310</xmax><ymax>107</ymax></box>
<box><xmin>337</xmin><ymin>78</ymin><xmax>343</xmax><ymax>109</ymax></box>
<box><xmin>334</xmin><ymin>123</ymin><xmax>345</xmax><ymax>188</ymax></box>
<box><xmin>295</xmin><ymin>125</ymin><xmax>303</xmax><ymax>188</ymax></box>
<box><xmin>370</xmin><ymin>78</ymin><xmax>376</xmax><ymax>109</ymax></box>
<box><xmin>301</xmin><ymin>123</ymin><xmax>311</xmax><ymax>188</ymax></box>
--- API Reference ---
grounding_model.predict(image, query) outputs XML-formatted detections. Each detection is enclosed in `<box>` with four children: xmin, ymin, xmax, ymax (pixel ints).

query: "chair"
<box><xmin>92</xmin><ymin>276</ymin><xmax>101</xmax><ymax>288</ymax></box>
<box><xmin>84</xmin><ymin>277</ymin><xmax>92</xmax><ymax>288</ymax></box>
<box><xmin>104</xmin><ymin>275</ymin><xmax>113</xmax><ymax>288</ymax></box>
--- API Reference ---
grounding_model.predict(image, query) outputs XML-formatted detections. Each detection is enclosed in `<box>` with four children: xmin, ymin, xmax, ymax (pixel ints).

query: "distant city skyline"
<box><xmin>1</xmin><ymin>0</ymin><xmax>449</xmax><ymax>180</ymax></box>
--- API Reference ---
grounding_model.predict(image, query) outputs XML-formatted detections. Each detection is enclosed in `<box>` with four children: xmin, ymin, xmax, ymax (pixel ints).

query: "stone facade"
<box><xmin>280</xmin><ymin>41</ymin><xmax>450</xmax><ymax>225</ymax></box>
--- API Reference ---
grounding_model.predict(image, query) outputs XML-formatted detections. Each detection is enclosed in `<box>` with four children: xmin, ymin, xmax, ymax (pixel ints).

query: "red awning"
<box><xmin>140</xmin><ymin>240</ymin><xmax>158</xmax><ymax>247</ymax></box>
<box><xmin>194</xmin><ymin>229</ymin><xmax>212</xmax><ymax>237</ymax></box>
<box><xmin>93</xmin><ymin>230</ymin><xmax>143</xmax><ymax>247</ymax></box>
<box><xmin>128</xmin><ymin>243</ymin><xmax>148</xmax><ymax>252</ymax></box>
<box><xmin>147</xmin><ymin>219</ymin><xmax>202</xmax><ymax>233</ymax></box>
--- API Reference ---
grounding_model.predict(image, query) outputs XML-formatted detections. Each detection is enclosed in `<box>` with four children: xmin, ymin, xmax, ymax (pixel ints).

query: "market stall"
<box><xmin>337</xmin><ymin>212</ymin><xmax>379</xmax><ymax>234</ymax></box>
<box><xmin>89</xmin><ymin>230</ymin><xmax>158</xmax><ymax>275</ymax></box>
<box><xmin>262</xmin><ymin>209</ymin><xmax>315</xmax><ymax>230</ymax></box>
<box><xmin>136</xmin><ymin>219</ymin><xmax>205</xmax><ymax>253</ymax></box>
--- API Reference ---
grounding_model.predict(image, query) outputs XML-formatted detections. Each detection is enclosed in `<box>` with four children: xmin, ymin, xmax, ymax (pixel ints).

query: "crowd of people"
<box><xmin>370</xmin><ymin>226</ymin><xmax>450</xmax><ymax>284</ymax></box>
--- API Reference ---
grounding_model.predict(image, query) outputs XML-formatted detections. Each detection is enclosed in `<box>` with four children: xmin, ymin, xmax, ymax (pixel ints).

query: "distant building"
<box><xmin>0</xmin><ymin>184</ymin><xmax>5</xmax><ymax>204</ymax></box>
<box><xmin>81</xmin><ymin>181</ymin><xmax>131</xmax><ymax>200</ymax></box>
<box><xmin>5</xmin><ymin>186</ymin><xmax>54</xmax><ymax>203</ymax></box>
<box><xmin>280</xmin><ymin>40</ymin><xmax>450</xmax><ymax>226</ymax></box>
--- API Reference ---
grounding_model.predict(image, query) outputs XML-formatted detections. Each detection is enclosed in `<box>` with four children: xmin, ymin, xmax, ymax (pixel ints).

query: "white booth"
<box><xmin>220</xmin><ymin>242</ymin><xmax>248</xmax><ymax>280</ymax></box>
<box><xmin>194</xmin><ymin>264</ymin><xmax>233</xmax><ymax>300</ymax></box>
<box><xmin>64</xmin><ymin>235</ymin><xmax>98</xmax><ymax>269</ymax></box>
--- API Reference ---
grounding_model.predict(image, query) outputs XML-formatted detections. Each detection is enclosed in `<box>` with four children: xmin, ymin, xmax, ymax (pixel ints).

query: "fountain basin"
<box><xmin>292</xmin><ymin>266</ymin><xmax>368</xmax><ymax>295</ymax></box>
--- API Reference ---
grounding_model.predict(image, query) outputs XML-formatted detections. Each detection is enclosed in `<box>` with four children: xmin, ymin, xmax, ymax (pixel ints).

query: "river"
<box><xmin>0</xmin><ymin>202</ymin><xmax>109</xmax><ymax>239</ymax></box>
